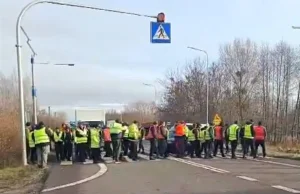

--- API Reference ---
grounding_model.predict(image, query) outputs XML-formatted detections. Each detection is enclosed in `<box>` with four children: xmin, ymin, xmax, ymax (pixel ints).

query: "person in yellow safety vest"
<box><xmin>88</xmin><ymin>124</ymin><xmax>102</xmax><ymax>163</ymax></box>
<box><xmin>76</xmin><ymin>124</ymin><xmax>88</xmax><ymax>163</ymax></box>
<box><xmin>198</xmin><ymin>126</ymin><xmax>206</xmax><ymax>158</ymax></box>
<box><xmin>53</xmin><ymin>127</ymin><xmax>64</xmax><ymax>162</ymax></box>
<box><xmin>242</xmin><ymin>120</ymin><xmax>255</xmax><ymax>158</ymax></box>
<box><xmin>227</xmin><ymin>121</ymin><xmax>239</xmax><ymax>159</ymax></box>
<box><xmin>28</xmin><ymin>125</ymin><xmax>36</xmax><ymax>164</ymax></box>
<box><xmin>32</xmin><ymin>122</ymin><xmax>52</xmax><ymax>168</ymax></box>
<box><xmin>110</xmin><ymin>119</ymin><xmax>123</xmax><ymax>164</ymax></box>
<box><xmin>25</xmin><ymin>122</ymin><xmax>31</xmax><ymax>160</ymax></box>
<box><xmin>122</xmin><ymin>122</ymin><xmax>130</xmax><ymax>156</ymax></box>
<box><xmin>128</xmin><ymin>120</ymin><xmax>139</xmax><ymax>161</ymax></box>
<box><xmin>188</xmin><ymin>123</ymin><xmax>199</xmax><ymax>158</ymax></box>
<box><xmin>202</xmin><ymin>125</ymin><xmax>212</xmax><ymax>159</ymax></box>
<box><xmin>138</xmin><ymin>125</ymin><xmax>145</xmax><ymax>154</ymax></box>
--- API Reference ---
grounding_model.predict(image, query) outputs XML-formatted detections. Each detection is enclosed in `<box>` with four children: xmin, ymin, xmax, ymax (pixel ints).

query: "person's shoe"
<box><xmin>115</xmin><ymin>161</ymin><xmax>121</xmax><ymax>164</ymax></box>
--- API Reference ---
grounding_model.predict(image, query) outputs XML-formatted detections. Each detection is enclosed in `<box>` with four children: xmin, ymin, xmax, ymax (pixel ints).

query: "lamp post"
<box><xmin>187</xmin><ymin>46</ymin><xmax>209</xmax><ymax>124</ymax></box>
<box><xmin>143</xmin><ymin>83</ymin><xmax>157</xmax><ymax>104</ymax></box>
<box><xmin>31</xmin><ymin>55</ymin><xmax>74</xmax><ymax>125</ymax></box>
<box><xmin>16</xmin><ymin>0</ymin><xmax>156</xmax><ymax>166</ymax></box>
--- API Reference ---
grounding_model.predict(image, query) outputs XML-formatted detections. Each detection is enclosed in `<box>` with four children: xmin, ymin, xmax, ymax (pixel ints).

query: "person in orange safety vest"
<box><xmin>175</xmin><ymin>121</ymin><xmax>185</xmax><ymax>158</ymax></box>
<box><xmin>213</xmin><ymin>124</ymin><xmax>226</xmax><ymax>157</ymax></box>
<box><xmin>254</xmin><ymin>121</ymin><xmax>267</xmax><ymax>158</ymax></box>
<box><xmin>103</xmin><ymin>126</ymin><xmax>112</xmax><ymax>157</ymax></box>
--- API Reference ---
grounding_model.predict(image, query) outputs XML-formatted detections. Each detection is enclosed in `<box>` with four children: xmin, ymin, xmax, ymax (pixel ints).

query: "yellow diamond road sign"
<box><xmin>213</xmin><ymin>114</ymin><xmax>222</xmax><ymax>126</ymax></box>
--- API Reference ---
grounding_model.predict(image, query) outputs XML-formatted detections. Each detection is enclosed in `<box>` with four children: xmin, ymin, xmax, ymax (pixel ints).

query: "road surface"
<box><xmin>41</xmin><ymin>142</ymin><xmax>300</xmax><ymax>194</ymax></box>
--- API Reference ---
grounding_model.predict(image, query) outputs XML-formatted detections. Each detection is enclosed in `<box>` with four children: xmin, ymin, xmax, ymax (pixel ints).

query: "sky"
<box><xmin>2</xmin><ymin>0</ymin><xmax>300</xmax><ymax>120</ymax></box>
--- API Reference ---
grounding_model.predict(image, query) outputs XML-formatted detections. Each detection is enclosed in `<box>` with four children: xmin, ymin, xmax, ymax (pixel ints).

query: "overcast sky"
<box><xmin>2</xmin><ymin>0</ymin><xmax>300</xmax><ymax>119</ymax></box>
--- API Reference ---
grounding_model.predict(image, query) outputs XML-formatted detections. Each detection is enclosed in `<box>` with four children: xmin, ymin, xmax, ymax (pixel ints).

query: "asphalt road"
<box><xmin>41</xmin><ymin>141</ymin><xmax>300</xmax><ymax>194</ymax></box>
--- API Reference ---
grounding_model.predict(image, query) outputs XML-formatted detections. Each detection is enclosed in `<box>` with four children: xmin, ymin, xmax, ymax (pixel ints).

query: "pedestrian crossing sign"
<box><xmin>150</xmin><ymin>22</ymin><xmax>171</xmax><ymax>43</ymax></box>
<box><xmin>213</xmin><ymin>114</ymin><xmax>222</xmax><ymax>126</ymax></box>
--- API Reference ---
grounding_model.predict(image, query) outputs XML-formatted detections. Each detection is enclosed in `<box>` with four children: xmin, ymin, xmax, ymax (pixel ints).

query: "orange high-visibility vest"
<box><xmin>103</xmin><ymin>128</ymin><xmax>111</xmax><ymax>142</ymax></box>
<box><xmin>175</xmin><ymin>124</ymin><xmax>184</xmax><ymax>136</ymax></box>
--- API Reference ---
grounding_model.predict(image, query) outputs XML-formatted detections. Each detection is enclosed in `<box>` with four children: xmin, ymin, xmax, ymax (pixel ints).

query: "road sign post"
<box><xmin>150</xmin><ymin>22</ymin><xmax>171</xmax><ymax>43</ymax></box>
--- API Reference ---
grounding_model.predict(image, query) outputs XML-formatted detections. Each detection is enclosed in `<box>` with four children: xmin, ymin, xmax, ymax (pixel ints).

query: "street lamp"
<box><xmin>31</xmin><ymin>55</ymin><xmax>74</xmax><ymax>125</ymax></box>
<box><xmin>143</xmin><ymin>83</ymin><xmax>157</xmax><ymax>104</ymax></box>
<box><xmin>16</xmin><ymin>0</ymin><xmax>156</xmax><ymax>166</ymax></box>
<box><xmin>187</xmin><ymin>46</ymin><xmax>209</xmax><ymax>125</ymax></box>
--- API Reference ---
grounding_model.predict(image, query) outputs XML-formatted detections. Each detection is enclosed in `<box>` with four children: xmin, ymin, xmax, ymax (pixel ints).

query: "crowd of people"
<box><xmin>25</xmin><ymin>118</ymin><xmax>267</xmax><ymax>167</ymax></box>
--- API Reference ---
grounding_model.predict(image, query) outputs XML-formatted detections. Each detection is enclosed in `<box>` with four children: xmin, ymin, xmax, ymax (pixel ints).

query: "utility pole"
<box><xmin>187</xmin><ymin>46</ymin><xmax>210</xmax><ymax>124</ymax></box>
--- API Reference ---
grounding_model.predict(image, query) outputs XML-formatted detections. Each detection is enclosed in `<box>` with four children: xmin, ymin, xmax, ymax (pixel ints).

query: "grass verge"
<box><xmin>0</xmin><ymin>166</ymin><xmax>49</xmax><ymax>194</ymax></box>
<box><xmin>267</xmin><ymin>145</ymin><xmax>300</xmax><ymax>161</ymax></box>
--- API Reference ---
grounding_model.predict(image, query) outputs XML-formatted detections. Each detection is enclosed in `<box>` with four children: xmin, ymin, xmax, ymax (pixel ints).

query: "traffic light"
<box><xmin>157</xmin><ymin>12</ymin><xmax>165</xmax><ymax>23</ymax></box>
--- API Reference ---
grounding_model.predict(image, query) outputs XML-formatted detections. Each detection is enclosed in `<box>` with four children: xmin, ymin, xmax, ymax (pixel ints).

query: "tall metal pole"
<box><xmin>31</xmin><ymin>55</ymin><xmax>38</xmax><ymax>124</ymax></box>
<box><xmin>187</xmin><ymin>46</ymin><xmax>209</xmax><ymax>124</ymax></box>
<box><xmin>16</xmin><ymin>0</ymin><xmax>157</xmax><ymax>166</ymax></box>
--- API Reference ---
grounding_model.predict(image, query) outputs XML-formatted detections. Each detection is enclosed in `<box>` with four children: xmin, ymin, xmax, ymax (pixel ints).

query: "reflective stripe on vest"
<box><xmin>175</xmin><ymin>124</ymin><xmax>184</xmax><ymax>136</ymax></box>
<box><xmin>76</xmin><ymin>129</ymin><xmax>87</xmax><ymax>144</ymax></box>
<box><xmin>110</xmin><ymin>123</ymin><xmax>122</xmax><ymax>134</ymax></box>
<box><xmin>229</xmin><ymin>124</ymin><xmax>238</xmax><ymax>141</ymax></box>
<box><xmin>34</xmin><ymin>128</ymin><xmax>50</xmax><ymax>145</ymax></box>
<box><xmin>103</xmin><ymin>128</ymin><xmax>111</xmax><ymax>142</ymax></box>
<box><xmin>28</xmin><ymin>131</ymin><xmax>35</xmax><ymax>148</ymax></box>
<box><xmin>188</xmin><ymin>129</ymin><xmax>195</xmax><ymax>141</ymax></box>
<box><xmin>254</xmin><ymin>126</ymin><xmax>265</xmax><ymax>140</ymax></box>
<box><xmin>54</xmin><ymin>131</ymin><xmax>63</xmax><ymax>142</ymax></box>
<box><xmin>214</xmin><ymin>126</ymin><xmax>222</xmax><ymax>140</ymax></box>
<box><xmin>244</xmin><ymin>124</ymin><xmax>253</xmax><ymax>139</ymax></box>
<box><xmin>90</xmin><ymin>128</ymin><xmax>100</xmax><ymax>148</ymax></box>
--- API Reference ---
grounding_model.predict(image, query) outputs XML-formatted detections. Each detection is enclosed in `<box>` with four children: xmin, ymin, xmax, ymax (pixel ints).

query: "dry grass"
<box><xmin>0</xmin><ymin>166</ymin><xmax>48</xmax><ymax>193</ymax></box>
<box><xmin>0</xmin><ymin>73</ymin><xmax>65</xmax><ymax>168</ymax></box>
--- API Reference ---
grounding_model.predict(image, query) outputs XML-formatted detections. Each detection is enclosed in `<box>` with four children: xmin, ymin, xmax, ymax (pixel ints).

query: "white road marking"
<box><xmin>251</xmin><ymin>158</ymin><xmax>300</xmax><ymax>168</ymax></box>
<box><xmin>236</xmin><ymin>176</ymin><xmax>258</xmax><ymax>182</ymax></box>
<box><xmin>169</xmin><ymin>157</ymin><xmax>230</xmax><ymax>173</ymax></box>
<box><xmin>272</xmin><ymin>185</ymin><xmax>300</xmax><ymax>193</ymax></box>
<box><xmin>123</xmin><ymin>156</ymin><xmax>133</xmax><ymax>162</ymax></box>
<box><xmin>83</xmin><ymin>159</ymin><xmax>93</xmax><ymax>165</ymax></box>
<box><xmin>60</xmin><ymin>161</ymin><xmax>73</xmax><ymax>166</ymax></box>
<box><xmin>138</xmin><ymin>154</ymin><xmax>162</xmax><ymax>161</ymax></box>
<box><xmin>42</xmin><ymin>163</ymin><xmax>108</xmax><ymax>192</ymax></box>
